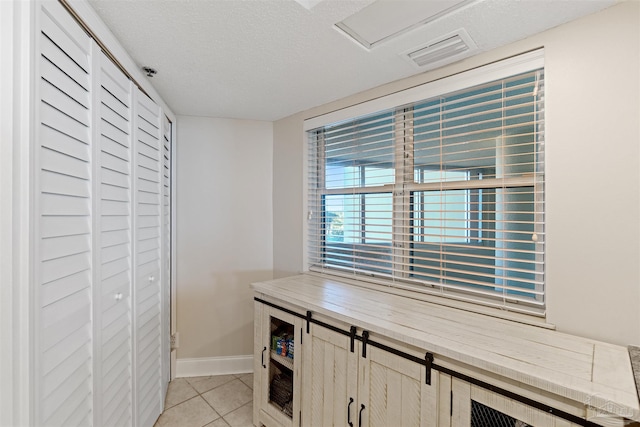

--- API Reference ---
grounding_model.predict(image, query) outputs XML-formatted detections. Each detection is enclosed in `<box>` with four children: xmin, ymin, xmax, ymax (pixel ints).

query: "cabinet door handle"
<box><xmin>347</xmin><ymin>398</ymin><xmax>354</xmax><ymax>427</ymax></box>
<box><xmin>262</xmin><ymin>346</ymin><xmax>267</xmax><ymax>368</ymax></box>
<box><xmin>358</xmin><ymin>404</ymin><xmax>365</xmax><ymax>427</ymax></box>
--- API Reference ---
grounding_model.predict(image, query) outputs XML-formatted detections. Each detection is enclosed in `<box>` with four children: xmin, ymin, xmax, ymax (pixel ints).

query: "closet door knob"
<box><xmin>114</xmin><ymin>293</ymin><xmax>123</xmax><ymax>301</ymax></box>
<box><xmin>148</xmin><ymin>275</ymin><xmax>155</xmax><ymax>283</ymax></box>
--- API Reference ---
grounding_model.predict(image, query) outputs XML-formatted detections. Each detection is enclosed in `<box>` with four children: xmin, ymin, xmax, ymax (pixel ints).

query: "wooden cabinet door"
<box><xmin>450</xmin><ymin>378</ymin><xmax>581</xmax><ymax>427</ymax></box>
<box><xmin>302</xmin><ymin>324</ymin><xmax>358</xmax><ymax>427</ymax></box>
<box><xmin>358</xmin><ymin>345</ymin><xmax>438</xmax><ymax>427</ymax></box>
<box><xmin>253</xmin><ymin>301</ymin><xmax>264</xmax><ymax>427</ymax></box>
<box><xmin>258</xmin><ymin>305</ymin><xmax>302</xmax><ymax>427</ymax></box>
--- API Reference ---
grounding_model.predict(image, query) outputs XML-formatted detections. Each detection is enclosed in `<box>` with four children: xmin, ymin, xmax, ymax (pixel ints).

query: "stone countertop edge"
<box><xmin>630</xmin><ymin>346</ymin><xmax>640</xmax><ymax>402</ymax></box>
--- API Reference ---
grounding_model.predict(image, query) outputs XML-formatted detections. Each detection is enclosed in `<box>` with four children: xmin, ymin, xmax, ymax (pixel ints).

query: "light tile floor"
<box><xmin>154</xmin><ymin>373</ymin><xmax>254</xmax><ymax>427</ymax></box>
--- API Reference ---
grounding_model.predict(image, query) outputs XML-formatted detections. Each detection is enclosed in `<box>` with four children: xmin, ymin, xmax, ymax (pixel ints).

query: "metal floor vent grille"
<box><xmin>471</xmin><ymin>401</ymin><xmax>531</xmax><ymax>427</ymax></box>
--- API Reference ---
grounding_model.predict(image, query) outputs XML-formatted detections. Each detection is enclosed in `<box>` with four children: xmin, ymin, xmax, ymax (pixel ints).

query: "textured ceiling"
<box><xmin>87</xmin><ymin>0</ymin><xmax>616</xmax><ymax>121</ymax></box>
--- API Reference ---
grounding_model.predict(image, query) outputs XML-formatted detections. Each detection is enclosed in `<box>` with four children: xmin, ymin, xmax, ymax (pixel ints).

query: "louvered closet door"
<box><xmin>94</xmin><ymin>50</ymin><xmax>134</xmax><ymax>427</ymax></box>
<box><xmin>36</xmin><ymin>2</ymin><xmax>94</xmax><ymax>426</ymax></box>
<box><xmin>134</xmin><ymin>89</ymin><xmax>164</xmax><ymax>427</ymax></box>
<box><xmin>161</xmin><ymin>116</ymin><xmax>172</xmax><ymax>391</ymax></box>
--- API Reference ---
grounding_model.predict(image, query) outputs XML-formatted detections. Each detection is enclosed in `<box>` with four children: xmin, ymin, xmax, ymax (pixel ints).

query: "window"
<box><xmin>307</xmin><ymin>52</ymin><xmax>545</xmax><ymax>314</ymax></box>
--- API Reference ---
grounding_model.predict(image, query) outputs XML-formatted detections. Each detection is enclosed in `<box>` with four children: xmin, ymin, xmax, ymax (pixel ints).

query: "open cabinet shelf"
<box><xmin>270</xmin><ymin>351</ymin><xmax>294</xmax><ymax>371</ymax></box>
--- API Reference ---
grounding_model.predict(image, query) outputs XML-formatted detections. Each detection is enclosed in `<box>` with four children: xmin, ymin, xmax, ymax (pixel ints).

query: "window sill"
<box><xmin>305</xmin><ymin>269</ymin><xmax>554</xmax><ymax>330</ymax></box>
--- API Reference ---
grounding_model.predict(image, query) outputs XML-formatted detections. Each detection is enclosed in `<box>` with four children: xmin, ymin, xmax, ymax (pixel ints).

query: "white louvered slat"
<box><xmin>102</xmin><ymin>228</ymin><xmax>128</xmax><ymax>246</ymax></box>
<box><xmin>44</xmin><ymin>374</ymin><xmax>92</xmax><ymax>426</ymax></box>
<box><xmin>41</xmin><ymin>340</ymin><xmax>91</xmax><ymax>399</ymax></box>
<box><xmin>137</xmin><ymin>139</ymin><xmax>159</xmax><ymax>161</ymax></box>
<box><xmin>102</xmin><ymin>168</ymin><xmax>130</xmax><ymax>189</ymax></box>
<box><xmin>137</xmin><ymin>216</ymin><xmax>160</xmax><ymax>229</ymax></box>
<box><xmin>101</xmin><ymin>184</ymin><xmax>129</xmax><ymax>203</ymax></box>
<box><xmin>101</xmin><ymin>214</ymin><xmax>129</xmax><ymax>231</ymax></box>
<box><xmin>137</xmin><ymin>128</ymin><xmax>160</xmax><ymax>151</ymax></box>
<box><xmin>136</xmin><ymin>238</ymin><xmax>157</xmax><ymax>254</ymax></box>
<box><xmin>137</xmin><ymin>190</ymin><xmax>160</xmax><ymax>204</ymax></box>
<box><xmin>137</xmin><ymin>155</ymin><xmax>160</xmax><ymax>174</ymax></box>
<box><xmin>40</xmin><ymin>56</ymin><xmax>90</xmax><ymax>109</ymax></box>
<box><xmin>40</xmin><ymin>124</ymin><xmax>90</xmax><ymax>162</ymax></box>
<box><xmin>40</xmin><ymin>233</ymin><xmax>90</xmax><ymax>260</ymax></box>
<box><xmin>40</xmin><ymin>272</ymin><xmax>90</xmax><ymax>313</ymax></box>
<box><xmin>102</xmin><ymin>243</ymin><xmax>128</xmax><ymax>264</ymax></box>
<box><xmin>134</xmin><ymin>88</ymin><xmax>164</xmax><ymax>427</ymax></box>
<box><xmin>102</xmin><ymin>199</ymin><xmax>130</xmax><ymax>216</ymax></box>
<box><xmin>101</xmin><ymin>87</ymin><xmax>129</xmax><ymax>120</ymax></box>
<box><xmin>41</xmin><ymin>170</ymin><xmax>90</xmax><ymax>198</ymax></box>
<box><xmin>41</xmin><ymin>305</ymin><xmax>91</xmax><ymax>359</ymax></box>
<box><xmin>41</xmin><ymin>252</ymin><xmax>91</xmax><ymax>288</ymax></box>
<box><xmin>39</xmin><ymin>35</ymin><xmax>89</xmax><ymax>96</ymax></box>
<box><xmin>36</xmin><ymin>4</ymin><xmax>93</xmax><ymax>426</ymax></box>
<box><xmin>136</xmin><ymin>178</ymin><xmax>159</xmax><ymax>194</ymax></box>
<box><xmin>137</xmin><ymin>103</ymin><xmax>160</xmax><ymax>129</ymax></box>
<box><xmin>136</xmin><ymin>204</ymin><xmax>160</xmax><ymax>219</ymax></box>
<box><xmin>40</xmin><ymin>101</ymin><xmax>90</xmax><ymax>143</ymax></box>
<box><xmin>40</xmin><ymin>80</ymin><xmax>88</xmax><ymax>124</ymax></box>
<box><xmin>104</xmin><ymin>379</ymin><xmax>131</xmax><ymax>421</ymax></box>
<box><xmin>40</xmin><ymin>6</ymin><xmax>89</xmax><ymax>72</ymax></box>
<box><xmin>102</xmin><ymin>149</ymin><xmax>130</xmax><ymax>175</ymax></box>
<box><xmin>40</xmin><ymin>216</ymin><xmax>90</xmax><ymax>239</ymax></box>
<box><xmin>40</xmin><ymin>146</ymin><xmax>90</xmax><ymax>181</ymax></box>
<box><xmin>101</xmin><ymin>120</ymin><xmax>129</xmax><ymax>148</ymax></box>
<box><xmin>137</xmin><ymin>167</ymin><xmax>160</xmax><ymax>184</ymax></box>
<box><xmin>137</xmin><ymin>250</ymin><xmax>160</xmax><ymax>269</ymax></box>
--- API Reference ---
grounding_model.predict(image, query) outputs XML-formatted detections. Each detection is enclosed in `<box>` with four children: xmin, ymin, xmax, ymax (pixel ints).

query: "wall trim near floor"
<box><xmin>175</xmin><ymin>355</ymin><xmax>253</xmax><ymax>378</ymax></box>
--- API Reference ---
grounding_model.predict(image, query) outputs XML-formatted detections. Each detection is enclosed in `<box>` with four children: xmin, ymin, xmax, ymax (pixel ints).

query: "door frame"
<box><xmin>0</xmin><ymin>1</ymin><xmax>36</xmax><ymax>425</ymax></box>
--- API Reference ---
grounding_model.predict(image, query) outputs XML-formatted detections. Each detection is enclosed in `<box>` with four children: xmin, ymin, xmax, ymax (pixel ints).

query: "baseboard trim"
<box><xmin>176</xmin><ymin>355</ymin><xmax>254</xmax><ymax>378</ymax></box>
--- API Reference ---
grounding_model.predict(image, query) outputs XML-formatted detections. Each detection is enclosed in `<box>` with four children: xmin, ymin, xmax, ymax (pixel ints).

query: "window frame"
<box><xmin>304</xmin><ymin>50</ymin><xmax>546</xmax><ymax>317</ymax></box>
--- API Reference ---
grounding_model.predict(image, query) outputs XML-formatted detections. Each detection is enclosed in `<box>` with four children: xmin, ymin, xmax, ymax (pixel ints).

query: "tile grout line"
<box><xmin>197</xmin><ymin>383</ymin><xmax>224</xmax><ymax>425</ymax></box>
<box><xmin>191</xmin><ymin>376</ymin><xmax>235</xmax><ymax>424</ymax></box>
<box><xmin>162</xmin><ymin>375</ymin><xmax>253</xmax><ymax>427</ymax></box>
<box><xmin>196</xmin><ymin>375</ymin><xmax>251</xmax><ymax>426</ymax></box>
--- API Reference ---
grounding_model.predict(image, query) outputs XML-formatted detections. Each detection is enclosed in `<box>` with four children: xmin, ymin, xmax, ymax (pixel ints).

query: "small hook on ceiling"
<box><xmin>142</xmin><ymin>66</ymin><xmax>157</xmax><ymax>77</ymax></box>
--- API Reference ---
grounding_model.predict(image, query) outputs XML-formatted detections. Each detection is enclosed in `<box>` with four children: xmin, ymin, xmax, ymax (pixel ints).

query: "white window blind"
<box><xmin>307</xmin><ymin>56</ymin><xmax>545</xmax><ymax>314</ymax></box>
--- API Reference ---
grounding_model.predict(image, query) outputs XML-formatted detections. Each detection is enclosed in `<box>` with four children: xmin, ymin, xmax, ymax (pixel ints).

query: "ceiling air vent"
<box><xmin>402</xmin><ymin>29</ymin><xmax>477</xmax><ymax>71</ymax></box>
<box><xmin>335</xmin><ymin>0</ymin><xmax>470</xmax><ymax>50</ymax></box>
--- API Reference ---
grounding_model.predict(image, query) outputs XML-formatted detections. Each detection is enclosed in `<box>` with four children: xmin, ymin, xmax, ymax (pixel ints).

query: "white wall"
<box><xmin>176</xmin><ymin>116</ymin><xmax>273</xmax><ymax>367</ymax></box>
<box><xmin>273</xmin><ymin>1</ymin><xmax>640</xmax><ymax>346</ymax></box>
<box><xmin>273</xmin><ymin>118</ymin><xmax>304</xmax><ymax>279</ymax></box>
